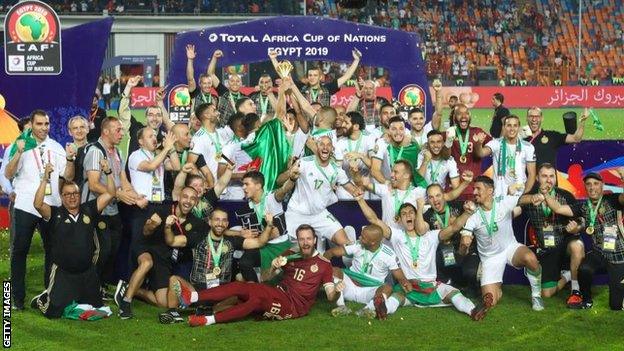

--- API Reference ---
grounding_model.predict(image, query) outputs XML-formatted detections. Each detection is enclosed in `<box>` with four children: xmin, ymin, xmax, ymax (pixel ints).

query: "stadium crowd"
<box><xmin>3</xmin><ymin>45</ymin><xmax>624</xmax><ymax>327</ymax></box>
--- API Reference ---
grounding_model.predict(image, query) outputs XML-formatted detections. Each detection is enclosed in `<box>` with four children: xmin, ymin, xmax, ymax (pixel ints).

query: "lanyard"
<box><xmin>361</xmin><ymin>245</ymin><xmax>382</xmax><ymax>273</ymax></box>
<box><xmin>314</xmin><ymin>158</ymin><xmax>337</xmax><ymax>185</ymax></box>
<box><xmin>249</xmin><ymin>192</ymin><xmax>268</xmax><ymax>227</ymax></box>
<box><xmin>310</xmin><ymin>88</ymin><xmax>320</xmax><ymax>102</ymax></box>
<box><xmin>478</xmin><ymin>200</ymin><xmax>498</xmax><ymax>237</ymax></box>
<box><xmin>404</xmin><ymin>231</ymin><xmax>421</xmax><ymax>264</ymax></box>
<box><xmin>428</xmin><ymin>159</ymin><xmax>443</xmax><ymax>184</ymax></box>
<box><xmin>259</xmin><ymin>94</ymin><xmax>269</xmax><ymax>116</ymax></box>
<box><xmin>541</xmin><ymin>188</ymin><xmax>555</xmax><ymax>217</ymax></box>
<box><xmin>178</xmin><ymin>150</ymin><xmax>188</xmax><ymax>165</ymax></box>
<box><xmin>228</xmin><ymin>91</ymin><xmax>241</xmax><ymax>110</ymax></box>
<box><xmin>392</xmin><ymin>186</ymin><xmax>413</xmax><ymax>216</ymax></box>
<box><xmin>587</xmin><ymin>196</ymin><xmax>604</xmax><ymax>229</ymax></box>
<box><xmin>528</xmin><ymin>129</ymin><xmax>542</xmax><ymax>144</ymax></box>
<box><xmin>347</xmin><ymin>134</ymin><xmax>363</xmax><ymax>153</ymax></box>
<box><xmin>33</xmin><ymin>148</ymin><xmax>51</xmax><ymax>175</ymax></box>
<box><xmin>434</xmin><ymin>204</ymin><xmax>450</xmax><ymax>228</ymax></box>
<box><xmin>456</xmin><ymin>127</ymin><xmax>470</xmax><ymax>156</ymax></box>
<box><xmin>140</xmin><ymin>149</ymin><xmax>163</xmax><ymax>182</ymax></box>
<box><xmin>171</xmin><ymin>204</ymin><xmax>186</xmax><ymax>236</ymax></box>
<box><xmin>207</xmin><ymin>233</ymin><xmax>224</xmax><ymax>269</ymax></box>
<box><xmin>498</xmin><ymin>138</ymin><xmax>521</xmax><ymax>176</ymax></box>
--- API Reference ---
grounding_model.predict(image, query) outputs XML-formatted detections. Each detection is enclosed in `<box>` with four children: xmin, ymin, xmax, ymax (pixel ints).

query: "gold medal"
<box><xmin>509</xmin><ymin>170</ymin><xmax>516</xmax><ymax>178</ymax></box>
<box><xmin>460</xmin><ymin>154</ymin><xmax>467</xmax><ymax>163</ymax></box>
<box><xmin>541</xmin><ymin>136</ymin><xmax>549</xmax><ymax>144</ymax></box>
<box><xmin>98</xmin><ymin>221</ymin><xmax>107</xmax><ymax>230</ymax></box>
<box><xmin>412</xmin><ymin>261</ymin><xmax>418</xmax><ymax>269</ymax></box>
<box><xmin>213</xmin><ymin>266</ymin><xmax>221</xmax><ymax>276</ymax></box>
<box><xmin>83</xmin><ymin>215</ymin><xmax>91</xmax><ymax>224</ymax></box>
<box><xmin>586</xmin><ymin>226</ymin><xmax>595</xmax><ymax>235</ymax></box>
<box><xmin>215</xmin><ymin>152</ymin><xmax>222</xmax><ymax>161</ymax></box>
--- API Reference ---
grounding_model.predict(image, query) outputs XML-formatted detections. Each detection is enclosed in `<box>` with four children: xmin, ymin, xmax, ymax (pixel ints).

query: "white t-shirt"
<box><xmin>334</xmin><ymin>133</ymin><xmax>376</xmax><ymax>176</ymax></box>
<box><xmin>219</xmin><ymin>135</ymin><xmax>254</xmax><ymax>200</ymax></box>
<box><xmin>463</xmin><ymin>195</ymin><xmax>520</xmax><ymax>259</ymax></box>
<box><xmin>13</xmin><ymin>138</ymin><xmax>67</xmax><ymax>217</ymax></box>
<box><xmin>128</xmin><ymin>149</ymin><xmax>165</xmax><ymax>202</ymax></box>
<box><xmin>286</xmin><ymin>156</ymin><xmax>350</xmax><ymax>215</ymax></box>
<box><xmin>416</xmin><ymin>155</ymin><xmax>459</xmax><ymax>188</ymax></box>
<box><xmin>345</xmin><ymin>242</ymin><xmax>398</xmax><ymax>281</ymax></box>
<box><xmin>0</xmin><ymin>142</ymin><xmax>14</xmax><ymax>194</ymax></box>
<box><xmin>389</xmin><ymin>227</ymin><xmax>440</xmax><ymax>281</ymax></box>
<box><xmin>372</xmin><ymin>138</ymin><xmax>393</xmax><ymax>180</ymax></box>
<box><xmin>190</xmin><ymin>127</ymin><xmax>229</xmax><ymax>180</ymax></box>
<box><xmin>289</xmin><ymin>129</ymin><xmax>308</xmax><ymax>159</ymax></box>
<box><xmin>248</xmin><ymin>191</ymin><xmax>285</xmax><ymax>244</ymax></box>
<box><xmin>372</xmin><ymin>182</ymin><xmax>426</xmax><ymax>229</ymax></box>
<box><xmin>486</xmin><ymin>138</ymin><xmax>535</xmax><ymax>196</ymax></box>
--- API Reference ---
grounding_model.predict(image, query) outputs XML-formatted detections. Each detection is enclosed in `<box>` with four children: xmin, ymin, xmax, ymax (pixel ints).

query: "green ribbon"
<box><xmin>404</xmin><ymin>231</ymin><xmax>421</xmax><ymax>265</ymax></box>
<box><xmin>541</xmin><ymin>188</ymin><xmax>555</xmax><ymax>217</ymax></box>
<box><xmin>478</xmin><ymin>200</ymin><xmax>498</xmax><ymax>236</ymax></box>
<box><xmin>200</xmin><ymin>92</ymin><xmax>212</xmax><ymax>104</ymax></box>
<box><xmin>259</xmin><ymin>94</ymin><xmax>269</xmax><ymax>117</ymax></box>
<box><xmin>393</xmin><ymin>186</ymin><xmax>414</xmax><ymax>216</ymax></box>
<box><xmin>310</xmin><ymin>88</ymin><xmax>320</xmax><ymax>102</ymax></box>
<box><xmin>207</xmin><ymin>234</ymin><xmax>224</xmax><ymax>268</ymax></box>
<box><xmin>587</xmin><ymin>196</ymin><xmax>603</xmax><ymax>229</ymax></box>
<box><xmin>434</xmin><ymin>204</ymin><xmax>450</xmax><ymax>228</ymax></box>
<box><xmin>456</xmin><ymin>127</ymin><xmax>470</xmax><ymax>157</ymax></box>
<box><xmin>498</xmin><ymin>138</ymin><xmax>521</xmax><ymax>177</ymax></box>
<box><xmin>347</xmin><ymin>133</ymin><xmax>363</xmax><ymax>153</ymax></box>
<box><xmin>427</xmin><ymin>159</ymin><xmax>443</xmax><ymax>185</ymax></box>
<box><xmin>249</xmin><ymin>192</ymin><xmax>268</xmax><ymax>227</ymax></box>
<box><xmin>314</xmin><ymin>157</ymin><xmax>337</xmax><ymax>185</ymax></box>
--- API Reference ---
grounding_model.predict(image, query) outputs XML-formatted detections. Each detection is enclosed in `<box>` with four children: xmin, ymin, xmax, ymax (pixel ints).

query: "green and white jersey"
<box><xmin>248</xmin><ymin>191</ymin><xmax>286</xmax><ymax>244</ymax></box>
<box><xmin>486</xmin><ymin>138</ymin><xmax>535</xmax><ymax>197</ymax></box>
<box><xmin>286</xmin><ymin>156</ymin><xmax>349</xmax><ymax>215</ymax></box>
<box><xmin>310</xmin><ymin>127</ymin><xmax>337</xmax><ymax>145</ymax></box>
<box><xmin>334</xmin><ymin>133</ymin><xmax>376</xmax><ymax>176</ymax></box>
<box><xmin>389</xmin><ymin>227</ymin><xmax>440</xmax><ymax>281</ymax></box>
<box><xmin>345</xmin><ymin>241</ymin><xmax>398</xmax><ymax>281</ymax></box>
<box><xmin>463</xmin><ymin>195</ymin><xmax>520</xmax><ymax>259</ymax></box>
<box><xmin>190</xmin><ymin>127</ymin><xmax>229</xmax><ymax>180</ymax></box>
<box><xmin>373</xmin><ymin>182</ymin><xmax>425</xmax><ymax>229</ymax></box>
<box><xmin>416</xmin><ymin>155</ymin><xmax>459</xmax><ymax>188</ymax></box>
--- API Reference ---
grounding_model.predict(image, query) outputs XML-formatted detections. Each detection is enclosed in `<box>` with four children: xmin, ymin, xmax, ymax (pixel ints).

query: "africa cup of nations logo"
<box><xmin>168</xmin><ymin>84</ymin><xmax>192</xmax><ymax>123</ymax></box>
<box><xmin>4</xmin><ymin>0</ymin><xmax>62</xmax><ymax>75</ymax></box>
<box><xmin>398</xmin><ymin>84</ymin><xmax>426</xmax><ymax>107</ymax></box>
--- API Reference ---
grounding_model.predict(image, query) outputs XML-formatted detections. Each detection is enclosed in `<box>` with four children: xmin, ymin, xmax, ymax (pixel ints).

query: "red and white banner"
<box><xmin>130</xmin><ymin>87</ymin><xmax>159</xmax><ymax>108</ymax></box>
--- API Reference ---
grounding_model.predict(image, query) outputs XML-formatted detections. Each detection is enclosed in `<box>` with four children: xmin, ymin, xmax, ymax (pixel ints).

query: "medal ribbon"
<box><xmin>587</xmin><ymin>196</ymin><xmax>603</xmax><ymax>230</ymax></box>
<box><xmin>314</xmin><ymin>158</ymin><xmax>337</xmax><ymax>185</ymax></box>
<box><xmin>249</xmin><ymin>192</ymin><xmax>268</xmax><ymax>227</ymax></box>
<box><xmin>392</xmin><ymin>186</ymin><xmax>413</xmax><ymax>216</ymax></box>
<box><xmin>541</xmin><ymin>188</ymin><xmax>555</xmax><ymax>217</ymax></box>
<box><xmin>310</xmin><ymin>88</ymin><xmax>320</xmax><ymax>102</ymax></box>
<box><xmin>434</xmin><ymin>204</ymin><xmax>450</xmax><ymax>228</ymax></box>
<box><xmin>347</xmin><ymin>133</ymin><xmax>363</xmax><ymax>153</ymax></box>
<box><xmin>498</xmin><ymin>138</ymin><xmax>521</xmax><ymax>176</ymax></box>
<box><xmin>428</xmin><ymin>159</ymin><xmax>443</xmax><ymax>185</ymax></box>
<box><xmin>404</xmin><ymin>231</ymin><xmax>421</xmax><ymax>265</ymax></box>
<box><xmin>207</xmin><ymin>233</ymin><xmax>224</xmax><ymax>269</ymax></box>
<box><xmin>456</xmin><ymin>127</ymin><xmax>470</xmax><ymax>157</ymax></box>
<box><xmin>478</xmin><ymin>200</ymin><xmax>497</xmax><ymax>237</ymax></box>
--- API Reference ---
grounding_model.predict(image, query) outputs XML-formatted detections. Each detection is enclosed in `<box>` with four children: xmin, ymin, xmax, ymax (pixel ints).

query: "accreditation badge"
<box><xmin>151</xmin><ymin>188</ymin><xmax>163</xmax><ymax>203</ymax></box>
<box><xmin>45</xmin><ymin>182</ymin><xmax>52</xmax><ymax>196</ymax></box>
<box><xmin>543</xmin><ymin>225</ymin><xmax>555</xmax><ymax>248</ymax></box>
<box><xmin>441</xmin><ymin>244</ymin><xmax>456</xmax><ymax>267</ymax></box>
<box><xmin>603</xmin><ymin>226</ymin><xmax>618</xmax><ymax>252</ymax></box>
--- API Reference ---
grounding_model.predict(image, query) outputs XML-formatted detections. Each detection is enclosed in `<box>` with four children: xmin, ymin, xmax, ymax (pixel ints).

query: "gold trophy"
<box><xmin>276</xmin><ymin>60</ymin><xmax>294</xmax><ymax>78</ymax></box>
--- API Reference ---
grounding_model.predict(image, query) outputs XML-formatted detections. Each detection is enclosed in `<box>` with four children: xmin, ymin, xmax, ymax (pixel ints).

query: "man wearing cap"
<box><xmin>543</xmin><ymin>169</ymin><xmax>624</xmax><ymax>310</ymax></box>
<box><xmin>524</xmin><ymin>107</ymin><xmax>588</xmax><ymax>168</ymax></box>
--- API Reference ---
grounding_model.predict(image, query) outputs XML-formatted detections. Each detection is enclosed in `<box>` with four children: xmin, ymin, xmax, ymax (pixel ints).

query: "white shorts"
<box><xmin>480</xmin><ymin>242</ymin><xmax>523</xmax><ymax>286</ymax></box>
<box><xmin>286</xmin><ymin>209</ymin><xmax>343</xmax><ymax>253</ymax></box>
<box><xmin>342</xmin><ymin>274</ymin><xmax>378</xmax><ymax>304</ymax></box>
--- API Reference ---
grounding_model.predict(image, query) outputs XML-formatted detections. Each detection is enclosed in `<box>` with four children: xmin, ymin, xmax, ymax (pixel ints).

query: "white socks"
<box><xmin>450</xmin><ymin>293</ymin><xmax>475</xmax><ymax>315</ymax></box>
<box><xmin>334</xmin><ymin>277</ymin><xmax>345</xmax><ymax>306</ymax></box>
<box><xmin>526</xmin><ymin>266</ymin><xmax>542</xmax><ymax>298</ymax></box>
<box><xmin>190</xmin><ymin>291</ymin><xmax>198</xmax><ymax>303</ymax></box>
<box><xmin>571</xmin><ymin>280</ymin><xmax>580</xmax><ymax>292</ymax></box>
<box><xmin>386</xmin><ymin>296</ymin><xmax>400</xmax><ymax>314</ymax></box>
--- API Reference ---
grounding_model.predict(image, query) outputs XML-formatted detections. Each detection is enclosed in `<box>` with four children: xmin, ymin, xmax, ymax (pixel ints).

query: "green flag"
<box><xmin>9</xmin><ymin>128</ymin><xmax>38</xmax><ymax>160</ymax></box>
<box><xmin>387</xmin><ymin>142</ymin><xmax>428</xmax><ymax>188</ymax></box>
<box><xmin>241</xmin><ymin>118</ymin><xmax>292</xmax><ymax>191</ymax></box>
<box><xmin>589</xmin><ymin>109</ymin><xmax>604</xmax><ymax>131</ymax></box>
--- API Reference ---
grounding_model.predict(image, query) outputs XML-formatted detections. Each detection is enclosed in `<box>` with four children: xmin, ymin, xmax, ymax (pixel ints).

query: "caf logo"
<box><xmin>169</xmin><ymin>85</ymin><xmax>191</xmax><ymax>107</ymax></box>
<box><xmin>6</xmin><ymin>2</ymin><xmax>59</xmax><ymax>44</ymax></box>
<box><xmin>398</xmin><ymin>84</ymin><xmax>426</xmax><ymax>107</ymax></box>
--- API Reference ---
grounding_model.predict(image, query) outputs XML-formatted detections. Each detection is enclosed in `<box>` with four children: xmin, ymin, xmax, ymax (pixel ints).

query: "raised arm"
<box><xmin>33</xmin><ymin>163</ymin><xmax>53</xmax><ymax>220</ymax></box>
<box><xmin>355</xmin><ymin>196</ymin><xmax>391</xmax><ymax>239</ymax></box>
<box><xmin>63</xmin><ymin>144</ymin><xmax>76</xmax><ymax>182</ymax></box>
<box><xmin>443</xmin><ymin>170</ymin><xmax>473</xmax><ymax>201</ymax></box>
<box><xmin>157</xmin><ymin>87</ymin><xmax>175</xmax><ymax>131</ymax></box>
<box><xmin>118</xmin><ymin>75</ymin><xmax>142</xmax><ymax>135</ymax></box>
<box><xmin>415</xmin><ymin>198</ymin><xmax>429</xmax><ymax>235</ymax></box>
<box><xmin>439</xmin><ymin>201</ymin><xmax>475</xmax><ymax>241</ymax></box>
<box><xmin>186</xmin><ymin>44</ymin><xmax>197</xmax><ymax>93</ymax></box>
<box><xmin>274</xmin><ymin>161</ymin><xmax>299</xmax><ymax>202</ymax></box>
<box><xmin>473</xmin><ymin>132</ymin><xmax>492</xmax><ymax>158</ymax></box>
<box><xmin>431</xmin><ymin>80</ymin><xmax>443</xmax><ymax>130</ymax></box>
<box><xmin>242</xmin><ymin>213</ymin><xmax>274</xmax><ymax>249</ymax></box>
<box><xmin>137</xmin><ymin>132</ymin><xmax>177</xmax><ymax>172</ymax></box>
<box><xmin>96</xmin><ymin>159</ymin><xmax>116</xmax><ymax>213</ymax></box>
<box><xmin>207</xmin><ymin>50</ymin><xmax>222</xmax><ymax>77</ymax></box>
<box><xmin>214</xmin><ymin>162</ymin><xmax>234</xmax><ymax>197</ymax></box>
<box><xmin>370</xmin><ymin>157</ymin><xmax>388</xmax><ymax>184</ymax></box>
<box><xmin>565</xmin><ymin>108</ymin><xmax>588</xmax><ymax>144</ymax></box>
<box><xmin>4</xmin><ymin>139</ymin><xmax>25</xmax><ymax>180</ymax></box>
<box><xmin>336</xmin><ymin>49</ymin><xmax>362</xmax><ymax>87</ymax></box>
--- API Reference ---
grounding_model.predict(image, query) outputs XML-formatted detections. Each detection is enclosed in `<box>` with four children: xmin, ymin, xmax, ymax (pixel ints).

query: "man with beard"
<box><xmin>489</xmin><ymin>92</ymin><xmax>510</xmax><ymax>138</ymax></box>
<box><xmin>346</xmin><ymin>77</ymin><xmax>390</xmax><ymax>128</ymax></box>
<box><xmin>185</xmin><ymin>44</ymin><xmax>219</xmax><ymax>110</ymax></box>
<box><xmin>356</xmin><ymin>196</ymin><xmax>492</xmax><ymax>320</ymax></box>
<box><xmin>159</xmin><ymin>207</ymin><xmax>274</xmax><ymax>324</ymax></box>
<box><xmin>418</xmin><ymin>130</ymin><xmax>461</xmax><ymax>189</ymax></box>
<box><xmin>444</xmin><ymin>104</ymin><xmax>492</xmax><ymax>200</ymax></box>
<box><xmin>174</xmin><ymin>224</ymin><xmax>340</xmax><ymax>326</ymax></box>
<box><xmin>285</xmin><ymin>136</ymin><xmax>362</xmax><ymax>252</ymax></box>
<box><xmin>408</xmin><ymin>108</ymin><xmax>438</xmax><ymax>148</ymax></box>
<box><xmin>370</xmin><ymin>116</ymin><xmax>423</xmax><ymax>186</ymax></box>
<box><xmin>270</xmin><ymin>49</ymin><xmax>361</xmax><ymax>106</ymax></box>
<box><xmin>31</xmin><ymin>160</ymin><xmax>116</xmax><ymax>318</ymax></box>
<box><xmin>119</xmin><ymin>76</ymin><xmax>174</xmax><ymax>154</ymax></box>
<box><xmin>518</xmin><ymin>163</ymin><xmax>585</xmax><ymax>306</ymax></box>
<box><xmin>334</xmin><ymin>111</ymin><xmax>376</xmax><ymax>199</ymax></box>
<box><xmin>208</xmin><ymin>50</ymin><xmax>247</xmax><ymax>124</ymax></box>
<box><xmin>368</xmin><ymin>103</ymin><xmax>397</xmax><ymax>139</ymax></box>
<box><xmin>237</xmin><ymin>169</ymin><xmax>297</xmax><ymax>282</ymax></box>
<box><xmin>116</xmin><ymin>187</ymin><xmax>206</xmax><ymax>318</ymax></box>
<box><xmin>447</xmin><ymin>95</ymin><xmax>458</xmax><ymax>128</ymax></box>
<box><xmin>524</xmin><ymin>107</ymin><xmax>587</xmax><ymax>168</ymax></box>
<box><xmin>249</xmin><ymin>74</ymin><xmax>277</xmax><ymax>121</ymax></box>
<box><xmin>334</xmin><ymin>105</ymin><xmax>347</xmax><ymax>138</ymax></box>
<box><xmin>324</xmin><ymin>224</ymin><xmax>412</xmax><ymax>320</ymax></box>
<box><xmin>474</xmin><ymin>115</ymin><xmax>536</xmax><ymax>196</ymax></box>
<box><xmin>542</xmin><ymin>170</ymin><xmax>624</xmax><ymax>310</ymax></box>
<box><xmin>87</xmin><ymin>94</ymin><xmax>107</xmax><ymax>143</ymax></box>
<box><xmin>457</xmin><ymin>176</ymin><xmax>544</xmax><ymax>311</ymax></box>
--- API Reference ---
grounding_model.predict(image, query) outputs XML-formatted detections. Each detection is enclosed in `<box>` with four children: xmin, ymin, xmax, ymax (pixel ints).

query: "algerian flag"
<box><xmin>62</xmin><ymin>301</ymin><xmax>112</xmax><ymax>321</ymax></box>
<box><xmin>387</xmin><ymin>142</ymin><xmax>428</xmax><ymax>188</ymax></box>
<box><xmin>9</xmin><ymin>128</ymin><xmax>38</xmax><ymax>160</ymax></box>
<box><xmin>241</xmin><ymin>118</ymin><xmax>292</xmax><ymax>191</ymax></box>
